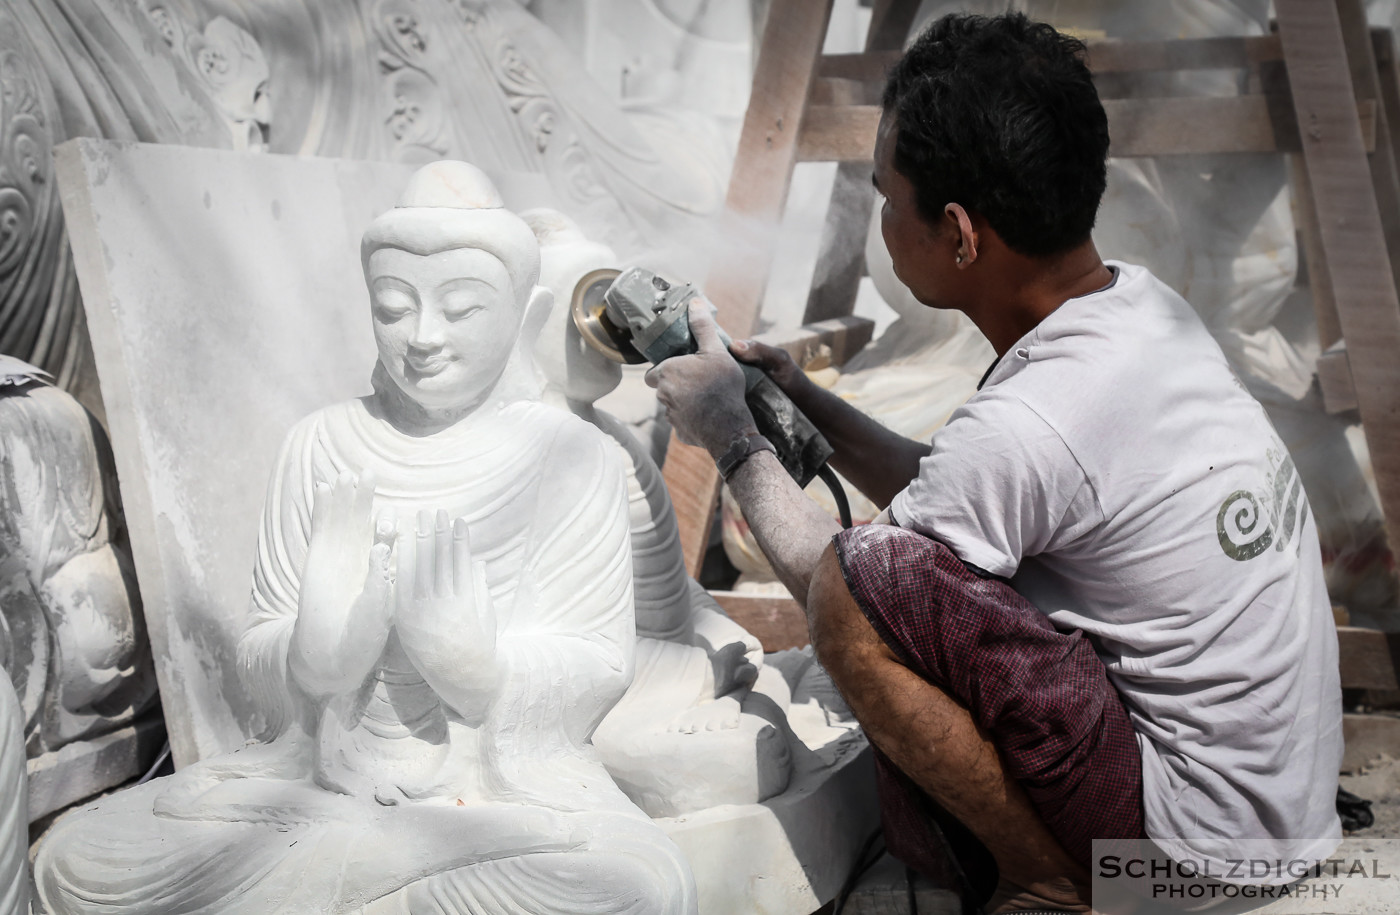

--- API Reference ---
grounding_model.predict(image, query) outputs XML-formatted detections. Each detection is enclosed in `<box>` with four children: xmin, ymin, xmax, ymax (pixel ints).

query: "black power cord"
<box><xmin>817</xmin><ymin>463</ymin><xmax>853</xmax><ymax>529</ymax></box>
<box><xmin>832</xmin><ymin>828</ymin><xmax>887</xmax><ymax>914</ymax></box>
<box><xmin>135</xmin><ymin>741</ymin><xmax>172</xmax><ymax>785</ymax></box>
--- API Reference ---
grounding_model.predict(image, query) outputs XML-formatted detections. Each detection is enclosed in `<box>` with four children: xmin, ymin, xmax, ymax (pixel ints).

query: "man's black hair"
<box><xmin>881</xmin><ymin>13</ymin><xmax>1109</xmax><ymax>257</ymax></box>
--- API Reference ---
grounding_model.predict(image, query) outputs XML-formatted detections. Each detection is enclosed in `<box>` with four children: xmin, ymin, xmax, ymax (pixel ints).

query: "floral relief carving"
<box><xmin>444</xmin><ymin>1</ymin><xmax>617</xmax><ymax>216</ymax></box>
<box><xmin>133</xmin><ymin>3</ymin><xmax>271</xmax><ymax>151</ymax></box>
<box><xmin>0</xmin><ymin>41</ymin><xmax>49</xmax><ymax>282</ymax></box>
<box><xmin>374</xmin><ymin>0</ymin><xmax>449</xmax><ymax>160</ymax></box>
<box><xmin>143</xmin><ymin>5</ymin><xmax>184</xmax><ymax>48</ymax></box>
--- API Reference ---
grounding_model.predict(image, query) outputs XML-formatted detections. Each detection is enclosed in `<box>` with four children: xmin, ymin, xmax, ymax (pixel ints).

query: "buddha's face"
<box><xmin>367</xmin><ymin>246</ymin><xmax>522</xmax><ymax>412</ymax></box>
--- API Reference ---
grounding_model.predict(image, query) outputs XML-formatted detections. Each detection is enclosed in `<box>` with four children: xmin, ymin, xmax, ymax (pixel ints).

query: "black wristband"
<box><xmin>715</xmin><ymin>433</ymin><xmax>777</xmax><ymax>481</ymax></box>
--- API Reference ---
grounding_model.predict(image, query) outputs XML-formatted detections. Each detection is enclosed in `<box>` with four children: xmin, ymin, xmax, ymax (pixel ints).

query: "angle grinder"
<box><xmin>570</xmin><ymin>266</ymin><xmax>852</xmax><ymax>526</ymax></box>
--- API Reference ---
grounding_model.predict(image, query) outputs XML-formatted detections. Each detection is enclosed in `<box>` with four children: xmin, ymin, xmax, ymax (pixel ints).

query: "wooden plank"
<box><xmin>709</xmin><ymin>592</ymin><xmax>809</xmax><ymax>652</ymax></box>
<box><xmin>818</xmin><ymin>50</ymin><xmax>901</xmax><ymax>83</ymax></box>
<box><xmin>1086</xmin><ymin>34</ymin><xmax>1283</xmax><ymax>74</ymax></box>
<box><xmin>817</xmin><ymin>35</ymin><xmax>1284</xmax><ymax>84</ymax></box>
<box><xmin>1290</xmin><ymin>154</ymin><xmax>1344</xmax><ymax>350</ymax></box>
<box><xmin>1342</xmin><ymin>712</ymin><xmax>1400</xmax><ymax>771</ymax></box>
<box><xmin>668</xmin><ymin>0</ymin><xmax>836</xmax><ymax>577</ymax></box>
<box><xmin>1277</xmin><ymin>0</ymin><xmax>1400</xmax><ymax>567</ymax></box>
<box><xmin>864</xmin><ymin>0</ymin><xmax>921</xmax><ymax>54</ymax></box>
<box><xmin>797</xmin><ymin>106</ymin><xmax>881</xmax><ymax>161</ymax></box>
<box><xmin>797</xmin><ymin>97</ymin><xmax>1376</xmax><ymax>163</ymax></box>
<box><xmin>804</xmin><ymin>0</ymin><xmax>920</xmax><ymax>326</ymax></box>
<box><xmin>1375</xmin><ymin>29</ymin><xmax>1400</xmax><ymax>229</ymax></box>
<box><xmin>1339</xmin><ymin>626</ymin><xmax>1400</xmax><ymax>691</ymax></box>
<box><xmin>706</xmin><ymin>0</ymin><xmax>834</xmax><ymax>335</ymax></box>
<box><xmin>1108</xmin><ymin>96</ymin><xmax>1374</xmax><ymax>157</ymax></box>
<box><xmin>1108</xmin><ymin>96</ymin><xmax>1289</xmax><ymax>157</ymax></box>
<box><xmin>803</xmin><ymin>158</ymin><xmax>876</xmax><ymax>319</ymax></box>
<box><xmin>753</xmin><ymin>315</ymin><xmax>876</xmax><ymax>367</ymax></box>
<box><xmin>661</xmin><ymin>440</ymin><xmax>723</xmax><ymax>579</ymax></box>
<box><xmin>1338</xmin><ymin>0</ymin><xmax>1400</xmax><ymax>306</ymax></box>
<box><xmin>1316</xmin><ymin>342</ymin><xmax>1359</xmax><ymax>414</ymax></box>
<box><xmin>809</xmin><ymin>76</ymin><xmax>878</xmax><ymax>107</ymax></box>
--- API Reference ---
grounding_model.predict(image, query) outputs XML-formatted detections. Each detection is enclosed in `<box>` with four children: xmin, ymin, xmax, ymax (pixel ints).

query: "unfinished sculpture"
<box><xmin>33</xmin><ymin>162</ymin><xmax>696</xmax><ymax>915</ymax></box>
<box><xmin>525</xmin><ymin>212</ymin><xmax>876</xmax><ymax>914</ymax></box>
<box><xmin>527</xmin><ymin>210</ymin><xmax>866</xmax><ymax>814</ymax></box>
<box><xmin>526</xmin><ymin>209</ymin><xmax>792</xmax><ymax>815</ymax></box>
<box><xmin>0</xmin><ymin>358</ymin><xmax>158</xmax><ymax>788</ymax></box>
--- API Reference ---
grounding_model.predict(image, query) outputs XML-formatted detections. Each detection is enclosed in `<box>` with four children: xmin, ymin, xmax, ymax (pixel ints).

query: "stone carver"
<box><xmin>33</xmin><ymin>162</ymin><xmax>697</xmax><ymax>915</ymax></box>
<box><xmin>646</xmin><ymin>13</ymin><xmax>1341</xmax><ymax>913</ymax></box>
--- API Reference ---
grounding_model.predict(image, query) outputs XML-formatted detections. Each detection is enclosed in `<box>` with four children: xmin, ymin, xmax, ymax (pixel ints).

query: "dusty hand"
<box><xmin>728</xmin><ymin>336</ymin><xmax>807</xmax><ymax>396</ymax></box>
<box><xmin>644</xmin><ymin>300</ymin><xmax>757</xmax><ymax>458</ymax></box>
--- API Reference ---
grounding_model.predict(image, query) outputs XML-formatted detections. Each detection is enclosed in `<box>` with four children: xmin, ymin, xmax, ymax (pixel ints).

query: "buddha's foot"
<box><xmin>666</xmin><ymin>695</ymin><xmax>742</xmax><ymax>733</ymax></box>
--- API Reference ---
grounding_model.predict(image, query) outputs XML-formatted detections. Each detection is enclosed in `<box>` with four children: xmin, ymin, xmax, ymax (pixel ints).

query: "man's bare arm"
<box><xmin>721</xmin><ymin>449</ymin><xmax>841</xmax><ymax>608</ymax></box>
<box><xmin>730</xmin><ymin>340</ymin><xmax>929</xmax><ymax>508</ymax></box>
<box><xmin>644</xmin><ymin>302</ymin><xmax>848</xmax><ymax>604</ymax></box>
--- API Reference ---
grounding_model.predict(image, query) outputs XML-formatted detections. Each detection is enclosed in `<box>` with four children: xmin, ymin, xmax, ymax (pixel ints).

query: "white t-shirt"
<box><xmin>888</xmin><ymin>261</ymin><xmax>1342</xmax><ymax>878</ymax></box>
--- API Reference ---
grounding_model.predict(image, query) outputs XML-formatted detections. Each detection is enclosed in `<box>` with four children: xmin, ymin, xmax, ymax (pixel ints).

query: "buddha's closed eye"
<box><xmin>373</xmin><ymin>287</ymin><xmax>416</xmax><ymax>322</ymax></box>
<box><xmin>442</xmin><ymin>291</ymin><xmax>486</xmax><ymax>322</ymax></box>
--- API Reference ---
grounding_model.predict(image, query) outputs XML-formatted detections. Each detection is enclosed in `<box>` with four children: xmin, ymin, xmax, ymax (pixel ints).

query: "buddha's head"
<box><xmin>523</xmin><ymin>208</ymin><xmax>623</xmax><ymax>407</ymax></box>
<box><xmin>361</xmin><ymin>162</ymin><xmax>547</xmax><ymax>424</ymax></box>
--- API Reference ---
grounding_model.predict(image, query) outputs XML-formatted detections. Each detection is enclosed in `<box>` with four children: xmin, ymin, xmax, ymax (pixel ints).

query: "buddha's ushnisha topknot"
<box><xmin>395</xmin><ymin>160</ymin><xmax>505</xmax><ymax>210</ymax></box>
<box><xmin>361</xmin><ymin>160</ymin><xmax>540</xmax><ymax>300</ymax></box>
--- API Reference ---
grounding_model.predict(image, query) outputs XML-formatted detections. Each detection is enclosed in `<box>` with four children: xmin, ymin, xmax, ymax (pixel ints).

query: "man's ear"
<box><xmin>945</xmin><ymin>202</ymin><xmax>978</xmax><ymax>266</ymax></box>
<box><xmin>518</xmin><ymin>285</ymin><xmax>554</xmax><ymax>362</ymax></box>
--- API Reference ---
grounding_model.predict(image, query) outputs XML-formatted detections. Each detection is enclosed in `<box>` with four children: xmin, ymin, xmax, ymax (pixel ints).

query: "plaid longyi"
<box><xmin>833</xmin><ymin>524</ymin><xmax>1145</xmax><ymax>872</ymax></box>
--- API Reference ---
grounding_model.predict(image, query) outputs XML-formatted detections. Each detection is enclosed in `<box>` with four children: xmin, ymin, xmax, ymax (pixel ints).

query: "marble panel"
<box><xmin>54</xmin><ymin>139</ymin><xmax>553</xmax><ymax>765</ymax></box>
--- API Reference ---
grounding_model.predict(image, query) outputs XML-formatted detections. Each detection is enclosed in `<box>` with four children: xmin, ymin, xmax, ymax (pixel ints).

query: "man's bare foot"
<box><xmin>986</xmin><ymin>875</ymin><xmax>1090</xmax><ymax>913</ymax></box>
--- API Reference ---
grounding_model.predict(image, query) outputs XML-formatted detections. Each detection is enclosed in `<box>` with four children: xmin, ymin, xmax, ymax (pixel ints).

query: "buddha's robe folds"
<box><xmin>34</xmin><ymin>398</ymin><xmax>696</xmax><ymax>915</ymax></box>
<box><xmin>589</xmin><ymin>408</ymin><xmax>792</xmax><ymax>817</ymax></box>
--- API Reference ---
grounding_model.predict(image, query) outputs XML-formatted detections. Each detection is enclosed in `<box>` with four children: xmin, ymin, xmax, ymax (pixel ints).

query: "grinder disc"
<box><xmin>570</xmin><ymin>267</ymin><xmax>646</xmax><ymax>364</ymax></box>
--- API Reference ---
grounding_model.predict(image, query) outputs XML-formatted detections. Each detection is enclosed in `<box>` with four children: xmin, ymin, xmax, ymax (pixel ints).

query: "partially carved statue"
<box><xmin>527</xmin><ymin>209</ymin><xmax>863</xmax><ymax>818</ymax></box>
<box><xmin>0</xmin><ymin>357</ymin><xmax>157</xmax><ymax>759</ymax></box>
<box><xmin>33</xmin><ymin>163</ymin><xmax>696</xmax><ymax>915</ymax></box>
<box><xmin>526</xmin><ymin>209</ymin><xmax>790</xmax><ymax>815</ymax></box>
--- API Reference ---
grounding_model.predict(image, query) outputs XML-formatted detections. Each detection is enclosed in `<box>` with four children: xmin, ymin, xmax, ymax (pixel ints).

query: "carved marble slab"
<box><xmin>54</xmin><ymin>139</ymin><xmax>553</xmax><ymax>765</ymax></box>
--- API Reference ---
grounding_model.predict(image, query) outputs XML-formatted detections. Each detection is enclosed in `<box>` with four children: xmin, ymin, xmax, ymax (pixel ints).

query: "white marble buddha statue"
<box><xmin>524</xmin><ymin>209</ymin><xmax>795</xmax><ymax>817</ymax></box>
<box><xmin>32</xmin><ymin>162</ymin><xmax>696</xmax><ymax>915</ymax></box>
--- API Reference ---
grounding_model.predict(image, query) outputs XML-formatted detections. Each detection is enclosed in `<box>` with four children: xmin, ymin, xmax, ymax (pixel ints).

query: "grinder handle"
<box><xmin>686</xmin><ymin>298</ymin><xmax>764</xmax><ymax>394</ymax></box>
<box><xmin>686</xmin><ymin>298</ymin><xmax>834</xmax><ymax>487</ymax></box>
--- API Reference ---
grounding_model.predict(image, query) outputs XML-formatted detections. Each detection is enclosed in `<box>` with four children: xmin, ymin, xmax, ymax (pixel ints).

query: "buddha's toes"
<box><xmin>665</xmin><ymin>695</ymin><xmax>742</xmax><ymax>734</ymax></box>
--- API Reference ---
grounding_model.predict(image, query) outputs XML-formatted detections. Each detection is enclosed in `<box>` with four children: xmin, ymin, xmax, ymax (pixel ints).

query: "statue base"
<box><xmin>27</xmin><ymin>713</ymin><xmax>165</xmax><ymax>822</ymax></box>
<box><xmin>661</xmin><ymin>733</ymin><xmax>877</xmax><ymax>915</ymax></box>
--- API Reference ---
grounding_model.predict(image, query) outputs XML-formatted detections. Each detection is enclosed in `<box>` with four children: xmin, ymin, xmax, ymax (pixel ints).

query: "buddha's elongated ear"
<box><xmin>517</xmin><ymin>285</ymin><xmax>553</xmax><ymax>365</ymax></box>
<box><xmin>490</xmin><ymin>285</ymin><xmax>553</xmax><ymax>407</ymax></box>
